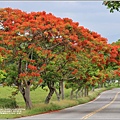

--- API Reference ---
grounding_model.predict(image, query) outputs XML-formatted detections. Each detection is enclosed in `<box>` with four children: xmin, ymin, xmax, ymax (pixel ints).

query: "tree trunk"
<box><xmin>101</xmin><ymin>83</ymin><xmax>104</xmax><ymax>88</ymax></box>
<box><xmin>118</xmin><ymin>80</ymin><xmax>120</xmax><ymax>87</ymax></box>
<box><xmin>92</xmin><ymin>85</ymin><xmax>95</xmax><ymax>91</ymax></box>
<box><xmin>70</xmin><ymin>89</ymin><xmax>74</xmax><ymax>99</ymax></box>
<box><xmin>104</xmin><ymin>83</ymin><xmax>106</xmax><ymax>87</ymax></box>
<box><xmin>17</xmin><ymin>58</ymin><xmax>32</xmax><ymax>109</ymax></box>
<box><xmin>81</xmin><ymin>88</ymin><xmax>84</xmax><ymax>97</ymax></box>
<box><xmin>87</xmin><ymin>87</ymin><xmax>89</xmax><ymax>96</ymax></box>
<box><xmin>60</xmin><ymin>80</ymin><xmax>64</xmax><ymax>100</ymax></box>
<box><xmin>19</xmin><ymin>82</ymin><xmax>32</xmax><ymax>109</ymax></box>
<box><xmin>84</xmin><ymin>86</ymin><xmax>89</xmax><ymax>97</ymax></box>
<box><xmin>79</xmin><ymin>87</ymin><xmax>83</xmax><ymax>97</ymax></box>
<box><xmin>98</xmin><ymin>83</ymin><xmax>100</xmax><ymax>88</ymax></box>
<box><xmin>59</xmin><ymin>82</ymin><xmax>61</xmax><ymax>96</ymax></box>
<box><xmin>84</xmin><ymin>87</ymin><xmax>87</xmax><ymax>97</ymax></box>
<box><xmin>54</xmin><ymin>88</ymin><xmax>60</xmax><ymax>101</ymax></box>
<box><xmin>75</xmin><ymin>88</ymin><xmax>81</xmax><ymax>99</ymax></box>
<box><xmin>45</xmin><ymin>81</ymin><xmax>55</xmax><ymax>104</ymax></box>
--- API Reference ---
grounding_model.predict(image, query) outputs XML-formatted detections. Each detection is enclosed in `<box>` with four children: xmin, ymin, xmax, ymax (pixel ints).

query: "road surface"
<box><xmin>16</xmin><ymin>88</ymin><xmax>120</xmax><ymax>120</ymax></box>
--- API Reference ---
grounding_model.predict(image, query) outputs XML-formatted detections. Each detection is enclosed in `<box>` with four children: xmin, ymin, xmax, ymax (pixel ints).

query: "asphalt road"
<box><xmin>16</xmin><ymin>88</ymin><xmax>120</xmax><ymax>120</ymax></box>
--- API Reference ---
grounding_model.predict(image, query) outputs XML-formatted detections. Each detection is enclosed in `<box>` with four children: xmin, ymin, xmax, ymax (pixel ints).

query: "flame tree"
<box><xmin>0</xmin><ymin>7</ymin><xmax>119</xmax><ymax>108</ymax></box>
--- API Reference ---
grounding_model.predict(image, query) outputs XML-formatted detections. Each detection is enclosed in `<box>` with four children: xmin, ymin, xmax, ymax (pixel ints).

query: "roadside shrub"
<box><xmin>0</xmin><ymin>98</ymin><xmax>17</xmax><ymax>108</ymax></box>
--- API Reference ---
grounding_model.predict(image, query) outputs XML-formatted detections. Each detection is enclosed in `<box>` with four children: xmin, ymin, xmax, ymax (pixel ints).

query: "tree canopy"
<box><xmin>0</xmin><ymin>7</ymin><xmax>120</xmax><ymax>109</ymax></box>
<box><xmin>103</xmin><ymin>1</ymin><xmax>120</xmax><ymax>13</ymax></box>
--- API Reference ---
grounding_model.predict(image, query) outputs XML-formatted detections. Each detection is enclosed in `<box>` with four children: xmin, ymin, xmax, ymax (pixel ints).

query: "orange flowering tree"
<box><xmin>1</xmin><ymin>7</ymin><xmax>118</xmax><ymax>108</ymax></box>
<box><xmin>76</xmin><ymin>29</ymin><xmax>110</xmax><ymax>90</ymax></box>
<box><xmin>0</xmin><ymin>8</ymin><xmax>43</xmax><ymax>109</ymax></box>
<box><xmin>64</xmin><ymin>27</ymin><xmax>111</xmax><ymax>98</ymax></box>
<box><xmin>0</xmin><ymin>8</ymin><xmax>81</xmax><ymax>107</ymax></box>
<box><xmin>111</xmin><ymin>40</ymin><xmax>120</xmax><ymax>86</ymax></box>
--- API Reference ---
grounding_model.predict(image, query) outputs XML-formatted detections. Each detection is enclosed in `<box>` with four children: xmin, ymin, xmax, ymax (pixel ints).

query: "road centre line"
<box><xmin>81</xmin><ymin>91</ymin><xmax>120</xmax><ymax>119</ymax></box>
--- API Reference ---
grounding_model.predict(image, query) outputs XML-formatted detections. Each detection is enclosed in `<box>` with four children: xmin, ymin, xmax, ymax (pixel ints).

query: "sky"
<box><xmin>0</xmin><ymin>1</ymin><xmax>120</xmax><ymax>44</ymax></box>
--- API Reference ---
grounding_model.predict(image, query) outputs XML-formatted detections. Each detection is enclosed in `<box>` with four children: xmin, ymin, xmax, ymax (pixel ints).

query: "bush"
<box><xmin>0</xmin><ymin>98</ymin><xmax>17</xmax><ymax>108</ymax></box>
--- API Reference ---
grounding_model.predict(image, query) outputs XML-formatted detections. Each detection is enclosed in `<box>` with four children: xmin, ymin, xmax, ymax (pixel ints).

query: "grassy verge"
<box><xmin>0</xmin><ymin>84</ymin><xmax>118</xmax><ymax>119</ymax></box>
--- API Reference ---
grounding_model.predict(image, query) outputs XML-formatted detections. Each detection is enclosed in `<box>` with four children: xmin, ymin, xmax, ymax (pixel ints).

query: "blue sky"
<box><xmin>0</xmin><ymin>1</ymin><xmax>120</xmax><ymax>43</ymax></box>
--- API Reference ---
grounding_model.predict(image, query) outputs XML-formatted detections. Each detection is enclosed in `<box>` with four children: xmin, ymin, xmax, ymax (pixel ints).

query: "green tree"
<box><xmin>103</xmin><ymin>1</ymin><xmax>120</xmax><ymax>13</ymax></box>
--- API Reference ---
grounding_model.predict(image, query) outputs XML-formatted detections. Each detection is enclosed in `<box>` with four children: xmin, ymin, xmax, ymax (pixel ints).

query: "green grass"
<box><xmin>0</xmin><ymin>84</ymin><xmax>118</xmax><ymax>119</ymax></box>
